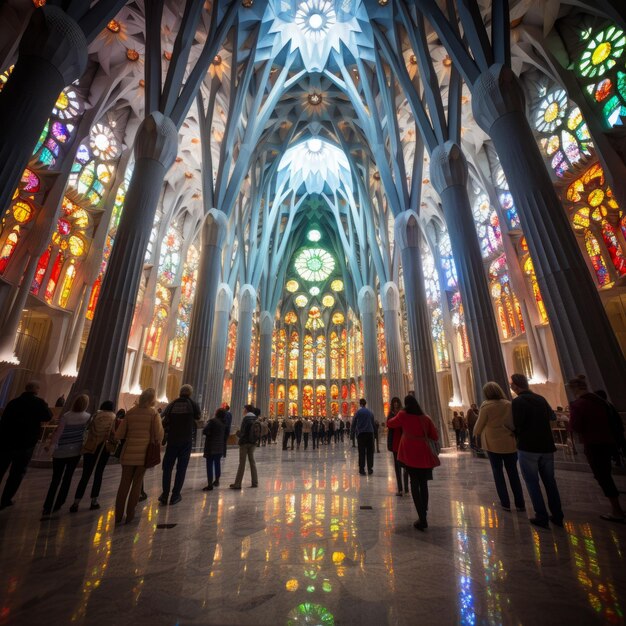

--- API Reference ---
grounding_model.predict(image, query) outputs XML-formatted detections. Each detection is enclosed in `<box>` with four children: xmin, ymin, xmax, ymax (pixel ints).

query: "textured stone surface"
<box><xmin>1</xmin><ymin>444</ymin><xmax>625</xmax><ymax>625</ymax></box>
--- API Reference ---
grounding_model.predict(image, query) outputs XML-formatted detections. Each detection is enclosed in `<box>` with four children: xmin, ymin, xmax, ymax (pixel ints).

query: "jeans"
<box><xmin>357</xmin><ymin>433</ymin><xmax>374</xmax><ymax>473</ymax></box>
<box><xmin>0</xmin><ymin>445</ymin><xmax>35</xmax><ymax>506</ymax></box>
<box><xmin>43</xmin><ymin>456</ymin><xmax>81</xmax><ymax>512</ymax></box>
<box><xmin>303</xmin><ymin>433</ymin><xmax>309</xmax><ymax>450</ymax></box>
<box><xmin>206</xmin><ymin>454</ymin><xmax>222</xmax><ymax>486</ymax></box>
<box><xmin>312</xmin><ymin>433</ymin><xmax>318</xmax><ymax>449</ymax></box>
<box><xmin>74</xmin><ymin>443</ymin><xmax>111</xmax><ymax>500</ymax></box>
<box><xmin>518</xmin><ymin>450</ymin><xmax>563</xmax><ymax>524</ymax></box>
<box><xmin>233</xmin><ymin>443</ymin><xmax>258</xmax><ymax>487</ymax></box>
<box><xmin>454</xmin><ymin>429</ymin><xmax>461</xmax><ymax>447</ymax></box>
<box><xmin>487</xmin><ymin>451</ymin><xmax>525</xmax><ymax>509</ymax></box>
<box><xmin>407</xmin><ymin>467</ymin><xmax>429</xmax><ymax>523</ymax></box>
<box><xmin>115</xmin><ymin>465</ymin><xmax>146</xmax><ymax>522</ymax></box>
<box><xmin>162</xmin><ymin>441</ymin><xmax>192</xmax><ymax>497</ymax></box>
<box><xmin>392</xmin><ymin>451</ymin><xmax>409</xmax><ymax>493</ymax></box>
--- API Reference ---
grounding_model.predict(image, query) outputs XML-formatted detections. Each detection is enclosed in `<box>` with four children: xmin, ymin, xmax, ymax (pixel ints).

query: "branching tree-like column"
<box><xmin>0</xmin><ymin>0</ymin><xmax>128</xmax><ymax>214</ymax></box>
<box><xmin>381</xmin><ymin>282</ymin><xmax>407</xmax><ymax>402</ymax></box>
<box><xmin>430</xmin><ymin>142</ymin><xmax>510</xmax><ymax>399</ymax></box>
<box><xmin>394</xmin><ymin>212</ymin><xmax>445</xmax><ymax>433</ymax></box>
<box><xmin>183</xmin><ymin>209</ymin><xmax>228</xmax><ymax>407</ymax></box>
<box><xmin>229</xmin><ymin>285</ymin><xmax>257</xmax><ymax>428</ymax></box>
<box><xmin>357</xmin><ymin>286</ymin><xmax>384</xmax><ymax>422</ymax></box>
<box><xmin>422</xmin><ymin>0</ymin><xmax>626</xmax><ymax>410</ymax></box>
<box><xmin>256</xmin><ymin>311</ymin><xmax>274</xmax><ymax>419</ymax></box>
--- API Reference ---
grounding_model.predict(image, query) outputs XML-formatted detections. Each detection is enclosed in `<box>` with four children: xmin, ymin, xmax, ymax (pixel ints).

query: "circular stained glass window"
<box><xmin>57</xmin><ymin>218</ymin><xmax>71</xmax><ymax>235</ymax></box>
<box><xmin>295</xmin><ymin>294</ymin><xmax>308</xmax><ymax>308</ymax></box>
<box><xmin>332</xmin><ymin>312</ymin><xmax>344</xmax><ymax>325</ymax></box>
<box><xmin>12</xmin><ymin>201</ymin><xmax>32</xmax><ymax>224</ymax></box>
<box><xmin>285</xmin><ymin>311</ymin><xmax>298</xmax><ymax>325</ymax></box>
<box><xmin>330</xmin><ymin>279</ymin><xmax>343</xmax><ymax>292</ymax></box>
<box><xmin>68</xmin><ymin>235</ymin><xmax>85</xmax><ymax>257</ymax></box>
<box><xmin>295</xmin><ymin>248</ymin><xmax>335</xmax><ymax>282</ymax></box>
<box><xmin>286</xmin><ymin>279</ymin><xmax>299</xmax><ymax>293</ymax></box>
<box><xmin>307</xmin><ymin>229</ymin><xmax>321</xmax><ymax>242</ymax></box>
<box><xmin>322</xmin><ymin>294</ymin><xmax>334</xmax><ymax>307</ymax></box>
<box><xmin>309</xmin><ymin>286</ymin><xmax>320</xmax><ymax>296</ymax></box>
<box><xmin>308</xmin><ymin>306</ymin><xmax>321</xmax><ymax>319</ymax></box>
<box><xmin>579</xmin><ymin>26</ymin><xmax>626</xmax><ymax>78</ymax></box>
<box><xmin>588</xmin><ymin>188</ymin><xmax>605</xmax><ymax>207</ymax></box>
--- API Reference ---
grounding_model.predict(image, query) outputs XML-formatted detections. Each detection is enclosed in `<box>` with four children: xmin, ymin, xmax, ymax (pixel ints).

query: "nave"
<box><xmin>0</xmin><ymin>445</ymin><xmax>624</xmax><ymax>626</ymax></box>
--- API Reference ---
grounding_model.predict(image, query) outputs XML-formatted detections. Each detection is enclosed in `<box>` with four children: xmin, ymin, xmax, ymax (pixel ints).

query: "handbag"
<box><xmin>145</xmin><ymin>413</ymin><xmax>161</xmax><ymax>469</ymax></box>
<box><xmin>419</xmin><ymin>415</ymin><xmax>441</xmax><ymax>462</ymax></box>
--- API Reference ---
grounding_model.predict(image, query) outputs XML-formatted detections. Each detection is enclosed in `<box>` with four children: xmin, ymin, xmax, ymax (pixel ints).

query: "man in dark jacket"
<box><xmin>222</xmin><ymin>404</ymin><xmax>232</xmax><ymax>457</ymax></box>
<box><xmin>0</xmin><ymin>381</ymin><xmax>52</xmax><ymax>509</ymax></box>
<box><xmin>351</xmin><ymin>398</ymin><xmax>375</xmax><ymax>475</ymax></box>
<box><xmin>511</xmin><ymin>373</ymin><xmax>563</xmax><ymax>529</ymax></box>
<box><xmin>159</xmin><ymin>384</ymin><xmax>201</xmax><ymax>506</ymax></box>
<box><xmin>230</xmin><ymin>405</ymin><xmax>259</xmax><ymax>489</ymax></box>
<box><xmin>203</xmin><ymin>408</ymin><xmax>226</xmax><ymax>490</ymax></box>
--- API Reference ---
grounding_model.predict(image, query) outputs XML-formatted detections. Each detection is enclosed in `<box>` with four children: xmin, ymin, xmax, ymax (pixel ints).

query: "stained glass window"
<box><xmin>0</xmin><ymin>226</ymin><xmax>20</xmax><ymax>274</ymax></box>
<box><xmin>294</xmin><ymin>248</ymin><xmax>335</xmax><ymax>282</ymax></box>
<box><xmin>285</xmin><ymin>311</ymin><xmax>298</xmax><ymax>325</ymax></box>
<box><xmin>471</xmin><ymin>186</ymin><xmax>502</xmax><ymax>258</ymax></box>
<box><xmin>331</xmin><ymin>312</ymin><xmax>344</xmax><ymax>325</ymax></box>
<box><xmin>286</xmin><ymin>279</ymin><xmax>299</xmax><ymax>292</ymax></box>
<box><xmin>295</xmin><ymin>294</ymin><xmax>308</xmax><ymax>308</ymax></box>
<box><xmin>330</xmin><ymin>279</ymin><xmax>343</xmax><ymax>291</ymax></box>
<box><xmin>58</xmin><ymin>261</ymin><xmax>76</xmax><ymax>307</ymax></box>
<box><xmin>439</xmin><ymin>233</ymin><xmax>458</xmax><ymax>289</ymax></box>
<box><xmin>321</xmin><ymin>294</ymin><xmax>334</xmax><ymax>307</ymax></box>
<box><xmin>522</xmin><ymin>250</ymin><xmax>548</xmax><ymax>323</ymax></box>
<box><xmin>158</xmin><ymin>227</ymin><xmax>182</xmax><ymax>286</ymax></box>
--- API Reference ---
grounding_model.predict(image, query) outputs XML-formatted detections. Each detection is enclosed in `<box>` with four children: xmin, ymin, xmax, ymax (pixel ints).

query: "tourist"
<box><xmin>474</xmin><ymin>382</ymin><xmax>525</xmax><ymax>513</ymax></box>
<box><xmin>54</xmin><ymin>394</ymin><xmax>65</xmax><ymax>408</ymax></box>
<box><xmin>203</xmin><ymin>407</ymin><xmax>227</xmax><ymax>490</ymax></box>
<box><xmin>511</xmin><ymin>373</ymin><xmax>564</xmax><ymax>529</ymax></box>
<box><xmin>302</xmin><ymin>417</ymin><xmax>312</xmax><ymax>450</ymax></box>
<box><xmin>387</xmin><ymin>396</ymin><xmax>409</xmax><ymax>496</ymax></box>
<box><xmin>114</xmin><ymin>388</ymin><xmax>163</xmax><ymax>524</ymax></box>
<box><xmin>351</xmin><ymin>398</ymin><xmax>375</xmax><ymax>475</ymax></box>
<box><xmin>270</xmin><ymin>417</ymin><xmax>279</xmax><ymax>444</ymax></box>
<box><xmin>452</xmin><ymin>411</ymin><xmax>463</xmax><ymax>449</ymax></box>
<box><xmin>311</xmin><ymin>417</ymin><xmax>319</xmax><ymax>449</ymax></box>
<box><xmin>230</xmin><ymin>405</ymin><xmax>259</xmax><ymax>489</ymax></box>
<box><xmin>283</xmin><ymin>415</ymin><xmax>295</xmax><ymax>450</ymax></box>
<box><xmin>260</xmin><ymin>418</ymin><xmax>270</xmax><ymax>446</ymax></box>
<box><xmin>294</xmin><ymin>415</ymin><xmax>303</xmax><ymax>450</ymax></box>
<box><xmin>387</xmin><ymin>395</ymin><xmax>440</xmax><ymax>531</ymax></box>
<box><xmin>373</xmin><ymin>418</ymin><xmax>380</xmax><ymax>453</ymax></box>
<box><xmin>466</xmin><ymin>403</ymin><xmax>479</xmax><ymax>451</ymax></box>
<box><xmin>0</xmin><ymin>381</ymin><xmax>52</xmax><ymax>510</ymax></box>
<box><xmin>339</xmin><ymin>417</ymin><xmax>345</xmax><ymax>442</ymax></box>
<box><xmin>42</xmin><ymin>394</ymin><xmax>91</xmax><ymax>517</ymax></box>
<box><xmin>568</xmin><ymin>375</ymin><xmax>625</xmax><ymax>523</ymax></box>
<box><xmin>319</xmin><ymin>418</ymin><xmax>326</xmax><ymax>445</ymax></box>
<box><xmin>70</xmin><ymin>400</ymin><xmax>116</xmax><ymax>512</ymax></box>
<box><xmin>222</xmin><ymin>404</ymin><xmax>233</xmax><ymax>457</ymax></box>
<box><xmin>159</xmin><ymin>384</ymin><xmax>201</xmax><ymax>506</ymax></box>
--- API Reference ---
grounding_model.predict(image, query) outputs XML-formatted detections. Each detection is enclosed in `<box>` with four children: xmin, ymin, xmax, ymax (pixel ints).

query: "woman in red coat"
<box><xmin>386</xmin><ymin>396</ymin><xmax>409</xmax><ymax>496</ymax></box>
<box><xmin>387</xmin><ymin>395</ymin><xmax>440</xmax><ymax>530</ymax></box>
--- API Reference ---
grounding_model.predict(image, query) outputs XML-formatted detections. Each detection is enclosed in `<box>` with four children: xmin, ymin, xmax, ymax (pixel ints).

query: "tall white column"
<box><xmin>358</xmin><ymin>286</ymin><xmax>384</xmax><ymax>421</ymax></box>
<box><xmin>381</xmin><ymin>281</ymin><xmax>407</xmax><ymax>403</ymax></box>
<box><xmin>255</xmin><ymin>310</ymin><xmax>274</xmax><ymax>419</ymax></box>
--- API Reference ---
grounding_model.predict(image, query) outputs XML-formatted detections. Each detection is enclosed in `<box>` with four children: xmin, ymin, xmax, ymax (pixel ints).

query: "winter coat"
<box><xmin>0</xmin><ymin>392</ymin><xmax>52</xmax><ymax>449</ymax></box>
<box><xmin>473</xmin><ymin>399</ymin><xmax>517</xmax><ymax>454</ymax></box>
<box><xmin>387</xmin><ymin>410</ymin><xmax>440</xmax><ymax>469</ymax></box>
<box><xmin>203</xmin><ymin>415</ymin><xmax>226</xmax><ymax>457</ymax></box>
<box><xmin>116</xmin><ymin>406</ymin><xmax>163</xmax><ymax>466</ymax></box>
<box><xmin>82</xmin><ymin>410</ymin><xmax>116</xmax><ymax>454</ymax></box>
<box><xmin>51</xmin><ymin>410</ymin><xmax>91</xmax><ymax>458</ymax></box>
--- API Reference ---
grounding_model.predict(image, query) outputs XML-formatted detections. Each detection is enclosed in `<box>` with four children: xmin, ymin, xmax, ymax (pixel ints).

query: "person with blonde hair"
<box><xmin>568</xmin><ymin>375</ymin><xmax>625</xmax><ymax>523</ymax></box>
<box><xmin>42</xmin><ymin>394</ymin><xmax>91</xmax><ymax>517</ymax></box>
<box><xmin>114</xmin><ymin>388</ymin><xmax>163</xmax><ymax>524</ymax></box>
<box><xmin>474</xmin><ymin>382</ymin><xmax>525</xmax><ymax>512</ymax></box>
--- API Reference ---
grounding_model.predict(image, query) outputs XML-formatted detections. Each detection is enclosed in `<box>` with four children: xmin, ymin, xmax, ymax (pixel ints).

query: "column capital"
<box><xmin>430</xmin><ymin>141</ymin><xmax>468</xmax><ymax>195</ymax></box>
<box><xmin>381</xmin><ymin>281</ymin><xmax>401</xmax><ymax>312</ymax></box>
<box><xmin>202</xmin><ymin>208</ymin><xmax>229</xmax><ymax>248</ymax></box>
<box><xmin>20</xmin><ymin>6</ymin><xmax>87</xmax><ymax>84</ymax></box>
<box><xmin>260</xmin><ymin>310</ymin><xmax>273</xmax><ymax>335</ymax></box>
<box><xmin>393</xmin><ymin>210</ymin><xmax>422</xmax><ymax>251</ymax></box>
<box><xmin>215</xmin><ymin>282</ymin><xmax>233</xmax><ymax>313</ymax></box>
<box><xmin>471</xmin><ymin>64</ymin><xmax>526</xmax><ymax>134</ymax></box>
<box><xmin>357</xmin><ymin>285</ymin><xmax>377</xmax><ymax>315</ymax></box>
<box><xmin>238</xmin><ymin>284</ymin><xmax>257</xmax><ymax>313</ymax></box>
<box><xmin>134</xmin><ymin>111</ymin><xmax>178</xmax><ymax>169</ymax></box>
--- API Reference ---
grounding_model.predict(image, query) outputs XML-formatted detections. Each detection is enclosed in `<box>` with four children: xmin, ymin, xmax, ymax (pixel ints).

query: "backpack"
<box><xmin>248</xmin><ymin>419</ymin><xmax>262</xmax><ymax>444</ymax></box>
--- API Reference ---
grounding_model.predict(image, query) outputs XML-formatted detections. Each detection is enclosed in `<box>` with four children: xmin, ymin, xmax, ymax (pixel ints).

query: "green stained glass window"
<box><xmin>294</xmin><ymin>248</ymin><xmax>335</xmax><ymax>282</ymax></box>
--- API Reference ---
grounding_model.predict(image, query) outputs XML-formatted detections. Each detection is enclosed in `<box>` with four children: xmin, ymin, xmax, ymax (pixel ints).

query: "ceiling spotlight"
<box><xmin>307</xmin><ymin>138</ymin><xmax>323</xmax><ymax>153</ymax></box>
<box><xmin>308</xmin><ymin>12</ymin><xmax>323</xmax><ymax>30</ymax></box>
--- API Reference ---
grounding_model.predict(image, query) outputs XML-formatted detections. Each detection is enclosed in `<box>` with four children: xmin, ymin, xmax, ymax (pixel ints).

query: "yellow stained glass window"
<box><xmin>286</xmin><ymin>279</ymin><xmax>299</xmax><ymax>293</ymax></box>
<box><xmin>332</xmin><ymin>312</ymin><xmax>344</xmax><ymax>325</ymax></box>
<box><xmin>59</xmin><ymin>262</ymin><xmax>76</xmax><ymax>307</ymax></box>
<box><xmin>12</xmin><ymin>201</ymin><xmax>32</xmax><ymax>223</ymax></box>
<box><xmin>68</xmin><ymin>235</ymin><xmax>85</xmax><ymax>257</ymax></box>
<box><xmin>330</xmin><ymin>279</ymin><xmax>343</xmax><ymax>291</ymax></box>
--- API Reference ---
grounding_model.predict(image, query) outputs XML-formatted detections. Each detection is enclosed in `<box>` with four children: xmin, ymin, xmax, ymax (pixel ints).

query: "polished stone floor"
<box><xmin>0</xmin><ymin>441</ymin><xmax>625</xmax><ymax>626</ymax></box>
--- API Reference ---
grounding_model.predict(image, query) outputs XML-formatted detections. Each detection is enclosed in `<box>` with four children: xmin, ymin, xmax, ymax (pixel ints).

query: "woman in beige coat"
<box><xmin>114</xmin><ymin>388</ymin><xmax>163</xmax><ymax>524</ymax></box>
<box><xmin>474</xmin><ymin>382</ymin><xmax>526</xmax><ymax>512</ymax></box>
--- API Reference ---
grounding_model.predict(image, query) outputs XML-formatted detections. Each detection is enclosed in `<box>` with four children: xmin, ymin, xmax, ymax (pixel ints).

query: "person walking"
<box><xmin>0</xmin><ymin>381</ymin><xmax>52</xmax><ymax>510</ymax></box>
<box><xmin>452</xmin><ymin>411</ymin><xmax>463</xmax><ymax>449</ymax></box>
<box><xmin>114</xmin><ymin>388</ymin><xmax>163</xmax><ymax>524</ymax></box>
<box><xmin>466</xmin><ymin>403</ymin><xmax>479</xmax><ymax>451</ymax></box>
<box><xmin>158</xmin><ymin>384</ymin><xmax>201</xmax><ymax>506</ymax></box>
<box><xmin>202</xmin><ymin>407</ymin><xmax>227</xmax><ymax>491</ymax></box>
<box><xmin>283</xmin><ymin>416</ymin><xmax>295</xmax><ymax>450</ymax></box>
<box><xmin>568</xmin><ymin>375</ymin><xmax>625</xmax><ymax>523</ymax></box>
<box><xmin>351</xmin><ymin>399</ymin><xmax>375</xmax><ymax>475</ymax></box>
<box><xmin>511</xmin><ymin>373</ymin><xmax>564</xmax><ymax>529</ymax></box>
<box><xmin>474</xmin><ymin>383</ymin><xmax>525</xmax><ymax>513</ymax></box>
<box><xmin>230</xmin><ymin>405</ymin><xmax>259</xmax><ymax>489</ymax></box>
<box><xmin>222</xmin><ymin>404</ymin><xmax>233</xmax><ymax>457</ymax></box>
<box><xmin>302</xmin><ymin>417</ymin><xmax>312</xmax><ymax>450</ymax></box>
<box><xmin>294</xmin><ymin>416</ymin><xmax>303</xmax><ymax>450</ymax></box>
<box><xmin>387</xmin><ymin>396</ymin><xmax>409</xmax><ymax>496</ymax></box>
<box><xmin>387</xmin><ymin>395</ymin><xmax>440</xmax><ymax>531</ymax></box>
<box><xmin>70</xmin><ymin>400</ymin><xmax>116</xmax><ymax>512</ymax></box>
<box><xmin>311</xmin><ymin>418</ymin><xmax>319</xmax><ymax>450</ymax></box>
<box><xmin>42</xmin><ymin>394</ymin><xmax>91</xmax><ymax>517</ymax></box>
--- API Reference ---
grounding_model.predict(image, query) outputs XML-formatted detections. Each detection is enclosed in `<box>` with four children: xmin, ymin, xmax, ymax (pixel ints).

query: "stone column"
<box><xmin>204</xmin><ymin>283</ymin><xmax>233</xmax><ymax>416</ymax></box>
<box><xmin>0</xmin><ymin>6</ymin><xmax>87</xmax><ymax>214</ymax></box>
<box><xmin>70</xmin><ymin>112</ymin><xmax>177</xmax><ymax>410</ymax></box>
<box><xmin>381</xmin><ymin>281</ymin><xmax>407</xmax><ymax>402</ymax></box>
<box><xmin>255</xmin><ymin>310</ymin><xmax>274</xmax><ymax>419</ymax></box>
<box><xmin>430</xmin><ymin>141</ymin><xmax>510</xmax><ymax>402</ymax></box>
<box><xmin>183</xmin><ymin>209</ymin><xmax>228</xmax><ymax>411</ymax></box>
<box><xmin>472</xmin><ymin>64</ymin><xmax>626</xmax><ymax>410</ymax></box>
<box><xmin>357</xmin><ymin>286</ymin><xmax>384</xmax><ymax>422</ymax></box>
<box><xmin>394</xmin><ymin>212</ymin><xmax>444</xmax><ymax>432</ymax></box>
<box><xmin>229</xmin><ymin>285</ymin><xmax>256</xmax><ymax>428</ymax></box>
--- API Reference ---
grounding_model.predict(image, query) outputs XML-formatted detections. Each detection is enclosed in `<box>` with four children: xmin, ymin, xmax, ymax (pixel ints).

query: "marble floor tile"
<box><xmin>0</xmin><ymin>443</ymin><xmax>625</xmax><ymax>625</ymax></box>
